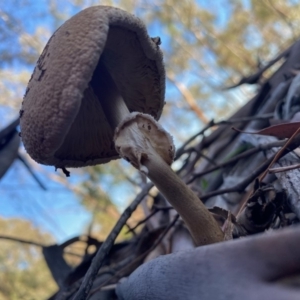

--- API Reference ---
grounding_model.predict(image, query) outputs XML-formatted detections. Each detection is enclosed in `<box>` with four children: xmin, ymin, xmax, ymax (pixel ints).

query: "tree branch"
<box><xmin>72</xmin><ymin>182</ymin><xmax>154</xmax><ymax>300</ymax></box>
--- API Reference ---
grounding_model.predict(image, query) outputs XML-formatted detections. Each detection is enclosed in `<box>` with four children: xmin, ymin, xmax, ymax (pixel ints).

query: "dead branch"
<box><xmin>72</xmin><ymin>183</ymin><xmax>153</xmax><ymax>300</ymax></box>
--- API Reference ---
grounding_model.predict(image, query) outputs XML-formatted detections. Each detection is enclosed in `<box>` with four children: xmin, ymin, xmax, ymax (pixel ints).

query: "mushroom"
<box><xmin>20</xmin><ymin>5</ymin><xmax>165</xmax><ymax>168</ymax></box>
<box><xmin>20</xmin><ymin>6</ymin><xmax>223</xmax><ymax>246</ymax></box>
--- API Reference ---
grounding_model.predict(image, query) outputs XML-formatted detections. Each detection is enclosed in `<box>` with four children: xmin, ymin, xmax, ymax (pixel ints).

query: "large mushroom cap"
<box><xmin>20</xmin><ymin>5</ymin><xmax>165</xmax><ymax>168</ymax></box>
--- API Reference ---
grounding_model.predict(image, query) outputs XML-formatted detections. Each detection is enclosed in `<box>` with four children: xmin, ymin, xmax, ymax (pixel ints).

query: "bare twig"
<box><xmin>187</xmin><ymin>140</ymin><xmax>284</xmax><ymax>183</ymax></box>
<box><xmin>175</xmin><ymin>120</ymin><xmax>214</xmax><ymax>159</ymax></box>
<box><xmin>73</xmin><ymin>182</ymin><xmax>153</xmax><ymax>300</ymax></box>
<box><xmin>198</xmin><ymin>157</ymin><xmax>274</xmax><ymax>201</ymax></box>
<box><xmin>60</xmin><ymin>236</ymin><xmax>84</xmax><ymax>249</ymax></box>
<box><xmin>259</xmin><ymin>127</ymin><xmax>300</xmax><ymax>182</ymax></box>
<box><xmin>17</xmin><ymin>152</ymin><xmax>47</xmax><ymax>190</ymax></box>
<box><xmin>175</xmin><ymin>113</ymin><xmax>273</xmax><ymax>160</ymax></box>
<box><xmin>89</xmin><ymin>214</ymin><xmax>180</xmax><ymax>297</ymax></box>
<box><xmin>0</xmin><ymin>235</ymin><xmax>83</xmax><ymax>257</ymax></box>
<box><xmin>224</xmin><ymin>43</ymin><xmax>292</xmax><ymax>89</ymax></box>
<box><xmin>269</xmin><ymin>163</ymin><xmax>300</xmax><ymax>174</ymax></box>
<box><xmin>214</xmin><ymin>113</ymin><xmax>274</xmax><ymax>125</ymax></box>
<box><xmin>235</xmin><ymin>129</ymin><xmax>300</xmax><ymax>218</ymax></box>
<box><xmin>126</xmin><ymin>206</ymin><xmax>173</xmax><ymax>233</ymax></box>
<box><xmin>0</xmin><ymin>235</ymin><xmax>44</xmax><ymax>247</ymax></box>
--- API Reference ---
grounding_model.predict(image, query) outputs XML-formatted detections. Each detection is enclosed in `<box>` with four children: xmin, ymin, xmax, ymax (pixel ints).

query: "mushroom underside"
<box><xmin>54</xmin><ymin>26</ymin><xmax>164</xmax><ymax>167</ymax></box>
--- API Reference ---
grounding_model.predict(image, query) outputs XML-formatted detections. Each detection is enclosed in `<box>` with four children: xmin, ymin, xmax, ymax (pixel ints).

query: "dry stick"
<box><xmin>196</xmin><ymin>150</ymin><xmax>218</xmax><ymax>166</ymax></box>
<box><xmin>89</xmin><ymin>214</ymin><xmax>180</xmax><ymax>297</ymax></box>
<box><xmin>87</xmin><ymin>256</ymin><xmax>135</xmax><ymax>296</ymax></box>
<box><xmin>187</xmin><ymin>140</ymin><xmax>285</xmax><ymax>184</ymax></box>
<box><xmin>236</xmin><ymin>127</ymin><xmax>300</xmax><ymax>218</ymax></box>
<box><xmin>126</xmin><ymin>206</ymin><xmax>173</xmax><ymax>233</ymax></box>
<box><xmin>175</xmin><ymin>113</ymin><xmax>273</xmax><ymax>159</ymax></box>
<box><xmin>0</xmin><ymin>235</ymin><xmax>44</xmax><ymax>247</ymax></box>
<box><xmin>176</xmin><ymin>115</ymin><xmax>275</xmax><ymax>178</ymax></box>
<box><xmin>175</xmin><ymin>120</ymin><xmax>214</xmax><ymax>159</ymax></box>
<box><xmin>0</xmin><ymin>235</ymin><xmax>82</xmax><ymax>257</ymax></box>
<box><xmin>125</xmin><ymin>223</ymin><xmax>137</xmax><ymax>236</ymax></box>
<box><xmin>175</xmin><ymin>150</ymin><xmax>195</xmax><ymax>174</ymax></box>
<box><xmin>213</xmin><ymin>113</ymin><xmax>274</xmax><ymax>126</ymax></box>
<box><xmin>187</xmin><ymin>148</ymin><xmax>259</xmax><ymax>184</ymax></box>
<box><xmin>0</xmin><ymin>234</ymin><xmax>81</xmax><ymax>248</ymax></box>
<box><xmin>198</xmin><ymin>156</ymin><xmax>274</xmax><ymax>201</ymax></box>
<box><xmin>60</xmin><ymin>236</ymin><xmax>88</xmax><ymax>249</ymax></box>
<box><xmin>259</xmin><ymin>127</ymin><xmax>300</xmax><ymax>182</ymax></box>
<box><xmin>17</xmin><ymin>152</ymin><xmax>47</xmax><ymax>190</ymax></box>
<box><xmin>125</xmin><ymin>209</ymin><xmax>160</xmax><ymax>234</ymax></box>
<box><xmin>73</xmin><ymin>182</ymin><xmax>153</xmax><ymax>300</ymax></box>
<box><xmin>224</xmin><ymin>43</ymin><xmax>292</xmax><ymax>89</ymax></box>
<box><xmin>269</xmin><ymin>163</ymin><xmax>300</xmax><ymax>174</ymax></box>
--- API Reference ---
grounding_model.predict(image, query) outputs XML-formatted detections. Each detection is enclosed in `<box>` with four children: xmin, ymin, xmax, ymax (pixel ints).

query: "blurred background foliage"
<box><xmin>0</xmin><ymin>217</ymin><xmax>57</xmax><ymax>299</ymax></box>
<box><xmin>1</xmin><ymin>0</ymin><xmax>300</xmax><ymax>298</ymax></box>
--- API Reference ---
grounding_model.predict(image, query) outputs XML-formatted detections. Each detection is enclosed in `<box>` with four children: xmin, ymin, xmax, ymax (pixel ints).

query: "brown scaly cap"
<box><xmin>20</xmin><ymin>6</ymin><xmax>165</xmax><ymax>168</ymax></box>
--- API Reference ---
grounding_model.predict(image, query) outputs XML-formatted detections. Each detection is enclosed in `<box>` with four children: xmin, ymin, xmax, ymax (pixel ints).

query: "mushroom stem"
<box><xmin>91</xmin><ymin>61</ymin><xmax>130</xmax><ymax>129</ymax></box>
<box><xmin>114</xmin><ymin>113</ymin><xmax>224</xmax><ymax>246</ymax></box>
<box><xmin>143</xmin><ymin>146</ymin><xmax>224</xmax><ymax>246</ymax></box>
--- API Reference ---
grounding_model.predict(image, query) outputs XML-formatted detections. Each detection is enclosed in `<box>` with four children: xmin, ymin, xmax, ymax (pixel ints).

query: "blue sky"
<box><xmin>0</xmin><ymin>150</ymin><xmax>92</xmax><ymax>241</ymax></box>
